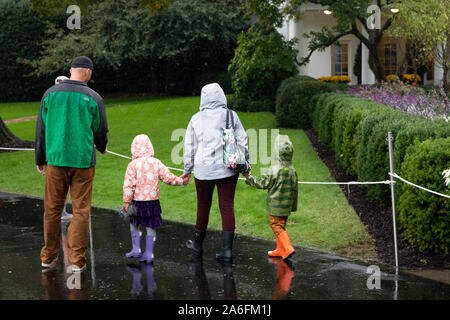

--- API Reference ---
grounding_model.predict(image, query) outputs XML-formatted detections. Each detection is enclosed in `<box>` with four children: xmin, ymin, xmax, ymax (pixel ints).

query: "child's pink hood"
<box><xmin>131</xmin><ymin>134</ymin><xmax>154</xmax><ymax>160</ymax></box>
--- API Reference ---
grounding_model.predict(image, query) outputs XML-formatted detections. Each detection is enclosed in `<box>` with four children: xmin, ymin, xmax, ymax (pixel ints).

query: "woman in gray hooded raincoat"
<box><xmin>183</xmin><ymin>83</ymin><xmax>249</xmax><ymax>262</ymax></box>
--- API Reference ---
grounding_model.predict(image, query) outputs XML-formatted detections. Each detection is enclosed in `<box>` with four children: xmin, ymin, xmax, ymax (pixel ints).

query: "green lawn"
<box><xmin>0</xmin><ymin>96</ymin><xmax>374</xmax><ymax>257</ymax></box>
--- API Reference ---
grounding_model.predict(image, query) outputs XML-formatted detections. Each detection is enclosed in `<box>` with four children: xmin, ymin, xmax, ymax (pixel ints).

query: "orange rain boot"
<box><xmin>278</xmin><ymin>231</ymin><xmax>295</xmax><ymax>260</ymax></box>
<box><xmin>269</xmin><ymin>258</ymin><xmax>294</xmax><ymax>300</ymax></box>
<box><xmin>268</xmin><ymin>234</ymin><xmax>282</xmax><ymax>258</ymax></box>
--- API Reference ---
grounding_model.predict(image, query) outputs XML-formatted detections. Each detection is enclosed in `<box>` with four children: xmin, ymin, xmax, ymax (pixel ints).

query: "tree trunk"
<box><xmin>443</xmin><ymin>42</ymin><xmax>449</xmax><ymax>92</ymax></box>
<box><xmin>0</xmin><ymin>117</ymin><xmax>34</xmax><ymax>150</ymax></box>
<box><xmin>368</xmin><ymin>45</ymin><xmax>385</xmax><ymax>82</ymax></box>
<box><xmin>443</xmin><ymin>66</ymin><xmax>448</xmax><ymax>93</ymax></box>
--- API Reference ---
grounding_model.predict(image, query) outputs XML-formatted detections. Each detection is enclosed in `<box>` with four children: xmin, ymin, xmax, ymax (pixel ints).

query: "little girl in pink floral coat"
<box><xmin>123</xmin><ymin>134</ymin><xmax>185</xmax><ymax>263</ymax></box>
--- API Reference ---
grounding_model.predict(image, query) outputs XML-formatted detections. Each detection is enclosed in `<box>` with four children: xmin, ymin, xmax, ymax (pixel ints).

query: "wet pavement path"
<box><xmin>1</xmin><ymin>192</ymin><xmax>449</xmax><ymax>300</ymax></box>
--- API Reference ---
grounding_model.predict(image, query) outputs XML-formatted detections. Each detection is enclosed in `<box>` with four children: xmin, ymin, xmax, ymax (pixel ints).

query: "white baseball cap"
<box><xmin>55</xmin><ymin>76</ymin><xmax>69</xmax><ymax>84</ymax></box>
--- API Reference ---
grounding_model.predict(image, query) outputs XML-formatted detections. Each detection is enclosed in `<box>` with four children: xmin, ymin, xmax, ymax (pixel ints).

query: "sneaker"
<box><xmin>66</xmin><ymin>264</ymin><xmax>86</xmax><ymax>273</ymax></box>
<box><xmin>61</xmin><ymin>209</ymin><xmax>73</xmax><ymax>221</ymax></box>
<box><xmin>41</xmin><ymin>258</ymin><xmax>58</xmax><ymax>269</ymax></box>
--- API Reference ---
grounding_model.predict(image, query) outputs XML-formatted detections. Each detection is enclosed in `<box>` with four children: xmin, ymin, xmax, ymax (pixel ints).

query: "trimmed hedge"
<box><xmin>311</xmin><ymin>92</ymin><xmax>450</xmax><ymax>200</ymax></box>
<box><xmin>398</xmin><ymin>138</ymin><xmax>450</xmax><ymax>253</ymax></box>
<box><xmin>275</xmin><ymin>76</ymin><xmax>346</xmax><ymax>129</ymax></box>
<box><xmin>308</xmin><ymin>91</ymin><xmax>450</xmax><ymax>252</ymax></box>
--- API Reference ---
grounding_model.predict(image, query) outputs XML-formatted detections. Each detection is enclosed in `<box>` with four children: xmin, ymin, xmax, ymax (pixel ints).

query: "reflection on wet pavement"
<box><xmin>1</xmin><ymin>192</ymin><xmax>449</xmax><ymax>300</ymax></box>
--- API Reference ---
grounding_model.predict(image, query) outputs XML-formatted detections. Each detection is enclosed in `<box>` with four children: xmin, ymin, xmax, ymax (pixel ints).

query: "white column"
<box><xmin>289</xmin><ymin>19</ymin><xmax>303</xmax><ymax>74</ymax></box>
<box><xmin>276</xmin><ymin>18</ymin><xmax>290</xmax><ymax>41</ymax></box>
<box><xmin>361</xmin><ymin>28</ymin><xmax>375</xmax><ymax>84</ymax></box>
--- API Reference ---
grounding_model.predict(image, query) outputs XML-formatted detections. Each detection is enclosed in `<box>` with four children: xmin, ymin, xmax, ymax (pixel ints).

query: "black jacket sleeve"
<box><xmin>93</xmin><ymin>98</ymin><xmax>108</xmax><ymax>153</ymax></box>
<box><xmin>35</xmin><ymin>94</ymin><xmax>47</xmax><ymax>166</ymax></box>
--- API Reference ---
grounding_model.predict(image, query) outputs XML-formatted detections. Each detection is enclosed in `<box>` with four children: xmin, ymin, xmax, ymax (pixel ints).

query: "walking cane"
<box><xmin>89</xmin><ymin>210</ymin><xmax>96</xmax><ymax>287</ymax></box>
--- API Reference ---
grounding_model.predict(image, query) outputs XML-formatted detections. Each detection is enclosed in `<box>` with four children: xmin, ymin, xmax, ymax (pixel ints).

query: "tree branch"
<box><xmin>350</xmin><ymin>22</ymin><xmax>372</xmax><ymax>49</ymax></box>
<box><xmin>376</xmin><ymin>17</ymin><xmax>392</xmax><ymax>42</ymax></box>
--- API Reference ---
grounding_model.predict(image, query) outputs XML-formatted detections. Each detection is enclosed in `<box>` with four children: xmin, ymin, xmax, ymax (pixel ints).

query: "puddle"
<box><xmin>1</xmin><ymin>192</ymin><xmax>449</xmax><ymax>300</ymax></box>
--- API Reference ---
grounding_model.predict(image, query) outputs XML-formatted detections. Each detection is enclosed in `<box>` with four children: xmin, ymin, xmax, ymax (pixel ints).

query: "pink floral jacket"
<box><xmin>123</xmin><ymin>134</ymin><xmax>183</xmax><ymax>203</ymax></box>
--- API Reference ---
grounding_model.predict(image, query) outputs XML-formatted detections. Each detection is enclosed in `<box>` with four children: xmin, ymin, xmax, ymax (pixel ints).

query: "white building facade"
<box><xmin>278</xmin><ymin>3</ymin><xmax>446</xmax><ymax>86</ymax></box>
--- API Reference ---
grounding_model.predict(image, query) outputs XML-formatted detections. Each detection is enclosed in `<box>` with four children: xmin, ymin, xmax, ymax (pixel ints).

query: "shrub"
<box><xmin>227</xmin><ymin>94</ymin><xmax>263</xmax><ymax>112</ymax></box>
<box><xmin>312</xmin><ymin>91</ymin><xmax>450</xmax><ymax>252</ymax></box>
<box><xmin>398</xmin><ymin>138</ymin><xmax>450</xmax><ymax>253</ymax></box>
<box><xmin>228</xmin><ymin>26</ymin><xmax>299</xmax><ymax>112</ymax></box>
<box><xmin>275</xmin><ymin>77</ymin><xmax>335</xmax><ymax>128</ymax></box>
<box><xmin>331</xmin><ymin>95</ymin><xmax>375</xmax><ymax>170</ymax></box>
<box><xmin>193</xmin><ymin>71</ymin><xmax>232</xmax><ymax>95</ymax></box>
<box><xmin>394</xmin><ymin>118</ymin><xmax>450</xmax><ymax>172</ymax></box>
<box><xmin>355</xmin><ymin>107</ymin><xmax>401</xmax><ymax>181</ymax></box>
<box><xmin>358</xmin><ymin>112</ymin><xmax>419</xmax><ymax>200</ymax></box>
<box><xmin>339</xmin><ymin>99</ymin><xmax>385</xmax><ymax>175</ymax></box>
<box><xmin>275</xmin><ymin>77</ymin><xmax>347</xmax><ymax>129</ymax></box>
<box><xmin>311</xmin><ymin>93</ymin><xmax>347</xmax><ymax>147</ymax></box>
<box><xmin>0</xmin><ymin>0</ymin><xmax>53</xmax><ymax>101</ymax></box>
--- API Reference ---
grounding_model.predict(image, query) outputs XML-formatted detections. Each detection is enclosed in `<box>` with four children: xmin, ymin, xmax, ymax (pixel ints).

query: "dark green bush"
<box><xmin>398</xmin><ymin>138</ymin><xmax>450</xmax><ymax>253</ymax></box>
<box><xmin>312</xmin><ymin>91</ymin><xmax>450</xmax><ymax>252</ymax></box>
<box><xmin>355</xmin><ymin>108</ymin><xmax>402</xmax><ymax>182</ymax></box>
<box><xmin>311</xmin><ymin>93</ymin><xmax>348</xmax><ymax>148</ymax></box>
<box><xmin>358</xmin><ymin>112</ymin><xmax>419</xmax><ymax>200</ymax></box>
<box><xmin>0</xmin><ymin>0</ymin><xmax>53</xmax><ymax>102</ymax></box>
<box><xmin>339</xmin><ymin>99</ymin><xmax>385</xmax><ymax>175</ymax></box>
<box><xmin>331</xmin><ymin>94</ymin><xmax>366</xmax><ymax>168</ymax></box>
<box><xmin>228</xmin><ymin>26</ymin><xmax>299</xmax><ymax>112</ymax></box>
<box><xmin>275</xmin><ymin>76</ymin><xmax>340</xmax><ymax>129</ymax></box>
<box><xmin>227</xmin><ymin>94</ymin><xmax>264</xmax><ymax>112</ymax></box>
<box><xmin>193</xmin><ymin>72</ymin><xmax>232</xmax><ymax>95</ymax></box>
<box><xmin>394</xmin><ymin>118</ymin><xmax>450</xmax><ymax>171</ymax></box>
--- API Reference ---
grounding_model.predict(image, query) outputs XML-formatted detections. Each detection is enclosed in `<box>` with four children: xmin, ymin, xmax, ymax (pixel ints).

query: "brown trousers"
<box><xmin>40</xmin><ymin>165</ymin><xmax>95</xmax><ymax>268</ymax></box>
<box><xmin>268</xmin><ymin>215</ymin><xmax>288</xmax><ymax>236</ymax></box>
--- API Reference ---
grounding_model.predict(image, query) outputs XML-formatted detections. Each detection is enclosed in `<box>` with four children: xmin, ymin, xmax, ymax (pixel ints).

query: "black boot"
<box><xmin>186</xmin><ymin>227</ymin><xmax>206</xmax><ymax>257</ymax></box>
<box><xmin>215</xmin><ymin>231</ymin><xmax>234</xmax><ymax>263</ymax></box>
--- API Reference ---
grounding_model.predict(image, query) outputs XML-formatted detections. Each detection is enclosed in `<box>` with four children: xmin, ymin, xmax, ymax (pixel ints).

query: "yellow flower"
<box><xmin>318</xmin><ymin>76</ymin><xmax>350</xmax><ymax>83</ymax></box>
<box><xmin>385</xmin><ymin>74</ymin><xmax>396</xmax><ymax>82</ymax></box>
<box><xmin>403</xmin><ymin>74</ymin><xmax>421</xmax><ymax>82</ymax></box>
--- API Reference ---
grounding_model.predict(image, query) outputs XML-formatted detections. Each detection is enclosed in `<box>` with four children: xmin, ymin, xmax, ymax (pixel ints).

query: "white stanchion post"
<box><xmin>387</xmin><ymin>132</ymin><xmax>399</xmax><ymax>269</ymax></box>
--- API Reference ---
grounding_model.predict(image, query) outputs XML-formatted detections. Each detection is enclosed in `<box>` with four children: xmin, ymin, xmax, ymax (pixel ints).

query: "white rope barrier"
<box><xmin>0</xmin><ymin>146</ymin><xmax>396</xmax><ymax>186</ymax></box>
<box><xmin>106</xmin><ymin>150</ymin><xmax>390</xmax><ymax>185</ymax></box>
<box><xmin>106</xmin><ymin>150</ymin><xmax>184</xmax><ymax>173</ymax></box>
<box><xmin>296</xmin><ymin>180</ymin><xmax>391</xmax><ymax>185</ymax></box>
<box><xmin>3</xmin><ymin>146</ymin><xmax>449</xmax><ymax>195</ymax></box>
<box><xmin>389</xmin><ymin>172</ymin><xmax>450</xmax><ymax>199</ymax></box>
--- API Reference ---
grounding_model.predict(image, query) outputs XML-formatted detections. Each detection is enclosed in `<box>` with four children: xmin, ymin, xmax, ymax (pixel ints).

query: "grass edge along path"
<box><xmin>0</xmin><ymin>96</ymin><xmax>375</xmax><ymax>260</ymax></box>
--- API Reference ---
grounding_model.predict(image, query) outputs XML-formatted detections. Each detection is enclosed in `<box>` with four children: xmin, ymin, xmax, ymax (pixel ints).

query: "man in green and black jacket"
<box><xmin>35</xmin><ymin>56</ymin><xmax>108</xmax><ymax>273</ymax></box>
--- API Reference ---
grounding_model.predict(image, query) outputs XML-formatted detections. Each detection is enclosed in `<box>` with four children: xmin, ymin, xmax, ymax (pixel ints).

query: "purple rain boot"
<box><xmin>139</xmin><ymin>235</ymin><xmax>155</xmax><ymax>264</ymax></box>
<box><xmin>126</xmin><ymin>230</ymin><xmax>142</xmax><ymax>258</ymax></box>
<box><xmin>126</xmin><ymin>264</ymin><xmax>143</xmax><ymax>298</ymax></box>
<box><xmin>141</xmin><ymin>263</ymin><xmax>157</xmax><ymax>298</ymax></box>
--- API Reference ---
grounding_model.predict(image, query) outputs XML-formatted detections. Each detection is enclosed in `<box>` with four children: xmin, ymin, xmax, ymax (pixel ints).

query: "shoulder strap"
<box><xmin>226</xmin><ymin>109</ymin><xmax>235</xmax><ymax>129</ymax></box>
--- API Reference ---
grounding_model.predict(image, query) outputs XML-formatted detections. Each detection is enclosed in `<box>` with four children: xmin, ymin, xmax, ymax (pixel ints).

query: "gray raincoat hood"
<box><xmin>199</xmin><ymin>83</ymin><xmax>227</xmax><ymax>111</ymax></box>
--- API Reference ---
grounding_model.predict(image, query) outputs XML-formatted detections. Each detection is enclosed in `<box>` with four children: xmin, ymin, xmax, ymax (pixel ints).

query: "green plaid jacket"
<box><xmin>245</xmin><ymin>135</ymin><xmax>298</xmax><ymax>216</ymax></box>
